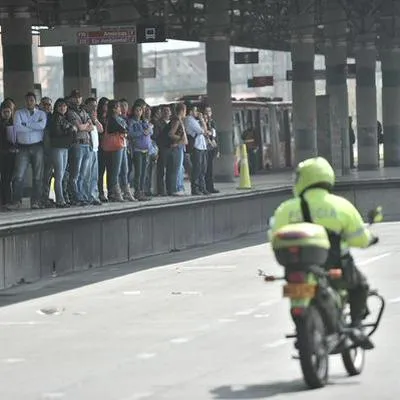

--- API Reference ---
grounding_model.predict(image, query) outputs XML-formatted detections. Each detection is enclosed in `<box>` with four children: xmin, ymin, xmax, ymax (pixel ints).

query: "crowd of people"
<box><xmin>0</xmin><ymin>91</ymin><xmax>220</xmax><ymax>210</ymax></box>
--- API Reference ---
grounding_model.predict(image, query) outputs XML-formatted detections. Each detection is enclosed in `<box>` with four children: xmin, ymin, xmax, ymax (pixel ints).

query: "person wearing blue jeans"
<box><xmin>176</xmin><ymin>143</ymin><xmax>185</xmax><ymax>194</ymax></box>
<box><xmin>8</xmin><ymin>92</ymin><xmax>47</xmax><ymax>210</ymax></box>
<box><xmin>66</xmin><ymin>89</ymin><xmax>93</xmax><ymax>206</ymax></box>
<box><xmin>49</xmin><ymin>98</ymin><xmax>76</xmax><ymax>207</ymax></box>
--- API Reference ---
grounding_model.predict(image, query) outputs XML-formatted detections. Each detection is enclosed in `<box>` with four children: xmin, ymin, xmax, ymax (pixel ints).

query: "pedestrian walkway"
<box><xmin>1</xmin><ymin>167</ymin><xmax>399</xmax><ymax>229</ymax></box>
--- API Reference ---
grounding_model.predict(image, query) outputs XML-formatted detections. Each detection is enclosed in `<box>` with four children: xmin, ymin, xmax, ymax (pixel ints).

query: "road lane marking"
<box><xmin>258</xmin><ymin>300</ymin><xmax>280</xmax><ymax>307</ymax></box>
<box><xmin>358</xmin><ymin>253</ymin><xmax>392</xmax><ymax>266</ymax></box>
<box><xmin>254</xmin><ymin>313</ymin><xmax>270</xmax><ymax>318</ymax></box>
<box><xmin>388</xmin><ymin>297</ymin><xmax>400</xmax><ymax>304</ymax></box>
<box><xmin>218</xmin><ymin>318</ymin><xmax>237</xmax><ymax>323</ymax></box>
<box><xmin>136</xmin><ymin>353</ymin><xmax>157</xmax><ymax>360</ymax></box>
<box><xmin>1</xmin><ymin>358</ymin><xmax>26</xmax><ymax>364</ymax></box>
<box><xmin>263</xmin><ymin>339</ymin><xmax>289</xmax><ymax>349</ymax></box>
<box><xmin>123</xmin><ymin>291</ymin><xmax>142</xmax><ymax>296</ymax></box>
<box><xmin>179</xmin><ymin>265</ymin><xmax>237</xmax><ymax>271</ymax></box>
<box><xmin>235</xmin><ymin>308</ymin><xmax>256</xmax><ymax>316</ymax></box>
<box><xmin>170</xmin><ymin>337</ymin><xmax>190</xmax><ymax>344</ymax></box>
<box><xmin>41</xmin><ymin>393</ymin><xmax>65</xmax><ymax>399</ymax></box>
<box><xmin>0</xmin><ymin>321</ymin><xmax>50</xmax><ymax>326</ymax></box>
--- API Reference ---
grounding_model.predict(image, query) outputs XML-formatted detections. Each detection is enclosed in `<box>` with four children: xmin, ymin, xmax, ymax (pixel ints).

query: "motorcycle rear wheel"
<box><xmin>342</xmin><ymin>346</ymin><xmax>365</xmax><ymax>376</ymax></box>
<box><xmin>296</xmin><ymin>305</ymin><xmax>329</xmax><ymax>389</ymax></box>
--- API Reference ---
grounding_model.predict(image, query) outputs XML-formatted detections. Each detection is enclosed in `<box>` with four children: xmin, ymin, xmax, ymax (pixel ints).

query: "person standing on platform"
<box><xmin>8</xmin><ymin>92</ymin><xmax>47</xmax><ymax>210</ymax></box>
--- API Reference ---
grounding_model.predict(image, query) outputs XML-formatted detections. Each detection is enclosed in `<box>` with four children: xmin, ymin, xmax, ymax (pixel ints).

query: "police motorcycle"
<box><xmin>259</xmin><ymin>207</ymin><xmax>385</xmax><ymax>389</ymax></box>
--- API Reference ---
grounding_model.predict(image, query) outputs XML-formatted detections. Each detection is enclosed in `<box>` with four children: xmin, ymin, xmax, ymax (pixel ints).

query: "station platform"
<box><xmin>1</xmin><ymin>166</ymin><xmax>399</xmax><ymax>229</ymax></box>
<box><xmin>0</xmin><ymin>167</ymin><xmax>399</xmax><ymax>291</ymax></box>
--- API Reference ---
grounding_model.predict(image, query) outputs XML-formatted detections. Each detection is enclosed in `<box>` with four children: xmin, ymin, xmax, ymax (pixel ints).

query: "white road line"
<box><xmin>263</xmin><ymin>339</ymin><xmax>289</xmax><ymax>349</ymax></box>
<box><xmin>41</xmin><ymin>393</ymin><xmax>65</xmax><ymax>399</ymax></box>
<box><xmin>1</xmin><ymin>358</ymin><xmax>26</xmax><ymax>364</ymax></box>
<box><xmin>170</xmin><ymin>337</ymin><xmax>190</xmax><ymax>344</ymax></box>
<box><xmin>122</xmin><ymin>393</ymin><xmax>154</xmax><ymax>400</ymax></box>
<box><xmin>123</xmin><ymin>291</ymin><xmax>141</xmax><ymax>296</ymax></box>
<box><xmin>180</xmin><ymin>265</ymin><xmax>237</xmax><ymax>271</ymax></box>
<box><xmin>254</xmin><ymin>313</ymin><xmax>270</xmax><ymax>318</ymax></box>
<box><xmin>358</xmin><ymin>252</ymin><xmax>392</xmax><ymax>266</ymax></box>
<box><xmin>258</xmin><ymin>300</ymin><xmax>280</xmax><ymax>308</ymax></box>
<box><xmin>218</xmin><ymin>318</ymin><xmax>237</xmax><ymax>323</ymax></box>
<box><xmin>0</xmin><ymin>321</ymin><xmax>49</xmax><ymax>326</ymax></box>
<box><xmin>388</xmin><ymin>297</ymin><xmax>400</xmax><ymax>304</ymax></box>
<box><xmin>235</xmin><ymin>308</ymin><xmax>256</xmax><ymax>316</ymax></box>
<box><xmin>136</xmin><ymin>353</ymin><xmax>157</xmax><ymax>360</ymax></box>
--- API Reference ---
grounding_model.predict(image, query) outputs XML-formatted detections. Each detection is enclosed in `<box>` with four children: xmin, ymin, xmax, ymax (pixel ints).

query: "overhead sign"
<box><xmin>286</xmin><ymin>64</ymin><xmax>357</xmax><ymax>81</ymax></box>
<box><xmin>247</xmin><ymin>76</ymin><xmax>274</xmax><ymax>88</ymax></box>
<box><xmin>39</xmin><ymin>23</ymin><xmax>167</xmax><ymax>47</ymax></box>
<box><xmin>139</xmin><ymin>67</ymin><xmax>156</xmax><ymax>79</ymax></box>
<box><xmin>234</xmin><ymin>51</ymin><xmax>259</xmax><ymax>64</ymax></box>
<box><xmin>76</xmin><ymin>28</ymin><xmax>136</xmax><ymax>45</ymax></box>
<box><xmin>136</xmin><ymin>23</ymin><xmax>166</xmax><ymax>43</ymax></box>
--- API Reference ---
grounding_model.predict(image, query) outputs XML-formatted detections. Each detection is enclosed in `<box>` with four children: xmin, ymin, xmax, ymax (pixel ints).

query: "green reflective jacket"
<box><xmin>270</xmin><ymin>188</ymin><xmax>372</xmax><ymax>251</ymax></box>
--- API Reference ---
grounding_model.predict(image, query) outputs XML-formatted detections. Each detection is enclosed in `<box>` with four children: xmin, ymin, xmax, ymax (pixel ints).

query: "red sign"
<box><xmin>77</xmin><ymin>29</ymin><xmax>136</xmax><ymax>45</ymax></box>
<box><xmin>247</xmin><ymin>76</ymin><xmax>274</xmax><ymax>88</ymax></box>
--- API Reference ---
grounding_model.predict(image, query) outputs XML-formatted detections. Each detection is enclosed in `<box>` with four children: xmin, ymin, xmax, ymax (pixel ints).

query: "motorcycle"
<box><xmin>259</xmin><ymin>207</ymin><xmax>385</xmax><ymax>389</ymax></box>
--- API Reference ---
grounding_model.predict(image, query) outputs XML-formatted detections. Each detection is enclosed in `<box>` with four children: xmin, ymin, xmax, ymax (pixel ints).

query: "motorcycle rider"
<box><xmin>270</xmin><ymin>156</ymin><xmax>378</xmax><ymax>350</ymax></box>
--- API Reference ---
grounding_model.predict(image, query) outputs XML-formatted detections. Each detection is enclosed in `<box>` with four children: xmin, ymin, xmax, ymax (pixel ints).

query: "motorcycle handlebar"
<box><xmin>369</xmin><ymin>236</ymin><xmax>379</xmax><ymax>247</ymax></box>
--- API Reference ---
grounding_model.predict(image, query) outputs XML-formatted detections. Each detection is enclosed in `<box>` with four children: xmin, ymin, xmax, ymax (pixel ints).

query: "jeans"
<box><xmin>144</xmin><ymin>156</ymin><xmax>156</xmax><ymax>195</ymax></box>
<box><xmin>166</xmin><ymin>147</ymin><xmax>180</xmax><ymax>195</ymax></box>
<box><xmin>156</xmin><ymin>148</ymin><xmax>168</xmax><ymax>195</ymax></box>
<box><xmin>83</xmin><ymin>150</ymin><xmax>99</xmax><ymax>202</ymax></box>
<box><xmin>133</xmin><ymin>151</ymin><xmax>148</xmax><ymax>194</ymax></box>
<box><xmin>190</xmin><ymin>149</ymin><xmax>207</xmax><ymax>193</ymax></box>
<box><xmin>107</xmin><ymin>149</ymin><xmax>124</xmax><ymax>188</ymax></box>
<box><xmin>51</xmin><ymin>147</ymin><xmax>69</xmax><ymax>204</ymax></box>
<box><xmin>0</xmin><ymin>151</ymin><xmax>16</xmax><ymax>205</ymax></box>
<box><xmin>70</xmin><ymin>144</ymin><xmax>91</xmax><ymax>202</ymax></box>
<box><xmin>42</xmin><ymin>146</ymin><xmax>54</xmax><ymax>202</ymax></box>
<box><xmin>206</xmin><ymin>147</ymin><xmax>217</xmax><ymax>191</ymax></box>
<box><xmin>177</xmin><ymin>144</ymin><xmax>185</xmax><ymax>192</ymax></box>
<box><xmin>119</xmin><ymin>147</ymin><xmax>129</xmax><ymax>187</ymax></box>
<box><xmin>12</xmin><ymin>143</ymin><xmax>44</xmax><ymax>204</ymax></box>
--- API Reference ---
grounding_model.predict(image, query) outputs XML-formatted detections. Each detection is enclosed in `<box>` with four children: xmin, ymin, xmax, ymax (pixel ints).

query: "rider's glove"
<box><xmin>369</xmin><ymin>236</ymin><xmax>379</xmax><ymax>246</ymax></box>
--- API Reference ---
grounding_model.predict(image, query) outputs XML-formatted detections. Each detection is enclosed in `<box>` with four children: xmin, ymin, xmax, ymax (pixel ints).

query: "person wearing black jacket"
<box><xmin>49</xmin><ymin>98</ymin><xmax>76</xmax><ymax>207</ymax></box>
<box><xmin>0</xmin><ymin>104</ymin><xmax>16</xmax><ymax>207</ymax></box>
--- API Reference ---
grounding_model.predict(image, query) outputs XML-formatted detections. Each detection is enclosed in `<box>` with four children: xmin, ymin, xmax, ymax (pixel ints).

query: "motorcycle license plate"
<box><xmin>283</xmin><ymin>283</ymin><xmax>316</xmax><ymax>299</ymax></box>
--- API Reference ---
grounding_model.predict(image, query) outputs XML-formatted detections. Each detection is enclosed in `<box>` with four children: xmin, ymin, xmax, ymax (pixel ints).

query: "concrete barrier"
<box><xmin>0</xmin><ymin>179</ymin><xmax>399</xmax><ymax>291</ymax></box>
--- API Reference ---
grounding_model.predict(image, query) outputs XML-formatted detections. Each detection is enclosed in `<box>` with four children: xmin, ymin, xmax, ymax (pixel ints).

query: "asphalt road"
<box><xmin>0</xmin><ymin>223</ymin><xmax>399</xmax><ymax>400</ymax></box>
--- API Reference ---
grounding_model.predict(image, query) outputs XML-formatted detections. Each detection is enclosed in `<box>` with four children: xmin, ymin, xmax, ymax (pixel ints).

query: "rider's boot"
<box><xmin>350</xmin><ymin>320</ymin><xmax>375</xmax><ymax>350</ymax></box>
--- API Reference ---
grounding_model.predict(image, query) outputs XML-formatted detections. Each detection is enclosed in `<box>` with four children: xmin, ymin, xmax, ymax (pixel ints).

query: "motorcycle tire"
<box><xmin>296</xmin><ymin>304</ymin><xmax>329</xmax><ymax>389</ymax></box>
<box><xmin>341</xmin><ymin>346</ymin><xmax>365</xmax><ymax>376</ymax></box>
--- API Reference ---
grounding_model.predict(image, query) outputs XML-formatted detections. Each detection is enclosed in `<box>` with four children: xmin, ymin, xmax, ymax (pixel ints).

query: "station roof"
<box><xmin>0</xmin><ymin>1</ymin><xmax>398</xmax><ymax>54</ymax></box>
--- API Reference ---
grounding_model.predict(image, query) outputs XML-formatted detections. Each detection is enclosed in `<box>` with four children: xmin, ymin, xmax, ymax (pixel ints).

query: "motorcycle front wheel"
<box><xmin>296</xmin><ymin>305</ymin><xmax>329</xmax><ymax>389</ymax></box>
<box><xmin>342</xmin><ymin>346</ymin><xmax>365</xmax><ymax>376</ymax></box>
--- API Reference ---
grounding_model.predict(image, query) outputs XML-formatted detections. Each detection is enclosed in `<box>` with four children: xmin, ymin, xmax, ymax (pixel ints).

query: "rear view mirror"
<box><xmin>367</xmin><ymin>206</ymin><xmax>383</xmax><ymax>225</ymax></box>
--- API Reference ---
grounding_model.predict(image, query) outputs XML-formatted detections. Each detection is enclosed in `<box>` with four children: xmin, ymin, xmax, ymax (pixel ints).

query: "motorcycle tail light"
<box><xmin>287</xmin><ymin>271</ymin><xmax>306</xmax><ymax>283</ymax></box>
<box><xmin>291</xmin><ymin>307</ymin><xmax>305</xmax><ymax>317</ymax></box>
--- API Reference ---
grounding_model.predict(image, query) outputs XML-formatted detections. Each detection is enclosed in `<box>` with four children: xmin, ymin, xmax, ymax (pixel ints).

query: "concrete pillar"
<box><xmin>112</xmin><ymin>44</ymin><xmax>140</xmax><ymax>104</ymax></box>
<box><xmin>355</xmin><ymin>40</ymin><xmax>378</xmax><ymax>169</ymax></box>
<box><xmin>324</xmin><ymin>4</ymin><xmax>350</xmax><ymax>175</ymax></box>
<box><xmin>381</xmin><ymin>46</ymin><xmax>400</xmax><ymax>166</ymax></box>
<box><xmin>62</xmin><ymin>45</ymin><xmax>91</xmax><ymax>98</ymax></box>
<box><xmin>205</xmin><ymin>0</ymin><xmax>234</xmax><ymax>182</ymax></box>
<box><xmin>1</xmin><ymin>15</ymin><xmax>34</xmax><ymax>107</ymax></box>
<box><xmin>290</xmin><ymin>2</ymin><xmax>317</xmax><ymax>163</ymax></box>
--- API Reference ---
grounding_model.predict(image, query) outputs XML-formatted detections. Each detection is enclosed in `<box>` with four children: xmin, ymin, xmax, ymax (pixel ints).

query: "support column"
<box><xmin>291</xmin><ymin>2</ymin><xmax>317</xmax><ymax>163</ymax></box>
<box><xmin>380</xmin><ymin>11</ymin><xmax>400</xmax><ymax>167</ymax></box>
<box><xmin>112</xmin><ymin>44</ymin><xmax>140</xmax><ymax>104</ymax></box>
<box><xmin>325</xmin><ymin>4</ymin><xmax>350</xmax><ymax>174</ymax></box>
<box><xmin>205</xmin><ymin>0</ymin><xmax>234</xmax><ymax>182</ymax></box>
<box><xmin>355</xmin><ymin>39</ymin><xmax>378</xmax><ymax>170</ymax></box>
<box><xmin>1</xmin><ymin>15</ymin><xmax>34</xmax><ymax>107</ymax></box>
<box><xmin>62</xmin><ymin>45</ymin><xmax>91</xmax><ymax>98</ymax></box>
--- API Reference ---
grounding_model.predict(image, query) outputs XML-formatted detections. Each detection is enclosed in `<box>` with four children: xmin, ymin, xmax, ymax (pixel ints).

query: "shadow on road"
<box><xmin>210</xmin><ymin>380</ymin><xmax>307</xmax><ymax>399</ymax></box>
<box><xmin>210</xmin><ymin>376</ymin><xmax>360</xmax><ymax>399</ymax></box>
<box><xmin>0</xmin><ymin>232</ymin><xmax>266</xmax><ymax>308</ymax></box>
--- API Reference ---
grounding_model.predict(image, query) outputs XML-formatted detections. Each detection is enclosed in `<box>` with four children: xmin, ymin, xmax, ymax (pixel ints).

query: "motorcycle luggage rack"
<box><xmin>363</xmin><ymin>290</ymin><xmax>385</xmax><ymax>337</ymax></box>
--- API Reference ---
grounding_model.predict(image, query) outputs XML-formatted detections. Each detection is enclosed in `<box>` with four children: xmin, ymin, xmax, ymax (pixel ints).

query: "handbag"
<box><xmin>101</xmin><ymin>128</ymin><xmax>126</xmax><ymax>152</ymax></box>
